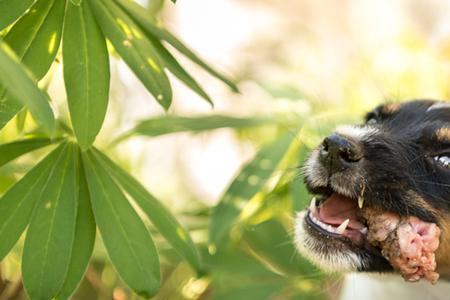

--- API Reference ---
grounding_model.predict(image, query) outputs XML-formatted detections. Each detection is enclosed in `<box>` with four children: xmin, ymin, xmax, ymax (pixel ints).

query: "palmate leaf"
<box><xmin>56</xmin><ymin>150</ymin><xmax>96</xmax><ymax>300</ymax></box>
<box><xmin>115</xmin><ymin>0</ymin><xmax>238</xmax><ymax>92</ymax></box>
<box><xmin>22</xmin><ymin>143</ymin><xmax>78</xmax><ymax>300</ymax></box>
<box><xmin>92</xmin><ymin>148</ymin><xmax>201</xmax><ymax>271</ymax></box>
<box><xmin>63</xmin><ymin>0</ymin><xmax>110</xmax><ymax>150</ymax></box>
<box><xmin>0</xmin><ymin>142</ymin><xmax>65</xmax><ymax>260</ymax></box>
<box><xmin>82</xmin><ymin>150</ymin><xmax>160</xmax><ymax>297</ymax></box>
<box><xmin>89</xmin><ymin>0</ymin><xmax>172</xmax><ymax>110</ymax></box>
<box><xmin>209</xmin><ymin>133</ymin><xmax>295</xmax><ymax>246</ymax></box>
<box><xmin>0</xmin><ymin>0</ymin><xmax>34</xmax><ymax>31</ymax></box>
<box><xmin>0</xmin><ymin>43</ymin><xmax>55</xmax><ymax>135</ymax></box>
<box><xmin>0</xmin><ymin>0</ymin><xmax>65</xmax><ymax>130</ymax></box>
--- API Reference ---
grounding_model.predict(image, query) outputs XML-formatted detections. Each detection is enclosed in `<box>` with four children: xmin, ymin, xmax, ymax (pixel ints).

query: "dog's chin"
<box><xmin>294</xmin><ymin>192</ymin><xmax>393</xmax><ymax>274</ymax></box>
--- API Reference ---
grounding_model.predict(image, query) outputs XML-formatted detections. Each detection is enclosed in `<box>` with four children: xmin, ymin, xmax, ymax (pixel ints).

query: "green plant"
<box><xmin>0</xmin><ymin>0</ymin><xmax>336</xmax><ymax>299</ymax></box>
<box><xmin>0</xmin><ymin>0</ymin><xmax>237</xmax><ymax>298</ymax></box>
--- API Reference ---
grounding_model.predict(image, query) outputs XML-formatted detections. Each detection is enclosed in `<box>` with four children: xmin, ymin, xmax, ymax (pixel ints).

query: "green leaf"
<box><xmin>209</xmin><ymin>133</ymin><xmax>295</xmax><ymax>246</ymax></box>
<box><xmin>290</xmin><ymin>144</ymin><xmax>310</xmax><ymax>212</ymax></box>
<box><xmin>82</xmin><ymin>150</ymin><xmax>160</xmax><ymax>297</ymax></box>
<box><xmin>0</xmin><ymin>0</ymin><xmax>35</xmax><ymax>31</ymax></box>
<box><xmin>56</xmin><ymin>151</ymin><xmax>96</xmax><ymax>300</ymax></box>
<box><xmin>0</xmin><ymin>0</ymin><xmax>66</xmax><ymax>130</ymax></box>
<box><xmin>116</xmin><ymin>115</ymin><xmax>276</xmax><ymax>142</ymax></box>
<box><xmin>0</xmin><ymin>95</ymin><xmax>22</xmax><ymax>131</ymax></box>
<box><xmin>63</xmin><ymin>0</ymin><xmax>110</xmax><ymax>150</ymax></box>
<box><xmin>89</xmin><ymin>0</ymin><xmax>172</xmax><ymax>110</ymax></box>
<box><xmin>92</xmin><ymin>148</ymin><xmax>201</xmax><ymax>271</ymax></box>
<box><xmin>0</xmin><ymin>142</ymin><xmax>66</xmax><ymax>260</ymax></box>
<box><xmin>115</xmin><ymin>0</ymin><xmax>238</xmax><ymax>92</ymax></box>
<box><xmin>112</xmin><ymin>0</ymin><xmax>212</xmax><ymax>106</ymax></box>
<box><xmin>0</xmin><ymin>137</ymin><xmax>61</xmax><ymax>167</ymax></box>
<box><xmin>4</xmin><ymin>0</ymin><xmax>66</xmax><ymax>79</ymax></box>
<box><xmin>15</xmin><ymin>108</ymin><xmax>28</xmax><ymax>133</ymax></box>
<box><xmin>242</xmin><ymin>219</ymin><xmax>322</xmax><ymax>276</ymax></box>
<box><xmin>0</xmin><ymin>43</ymin><xmax>55</xmax><ymax>134</ymax></box>
<box><xmin>201</xmin><ymin>245</ymin><xmax>274</xmax><ymax>277</ymax></box>
<box><xmin>149</xmin><ymin>38</ymin><xmax>212</xmax><ymax>106</ymax></box>
<box><xmin>22</xmin><ymin>144</ymin><xmax>78</xmax><ymax>300</ymax></box>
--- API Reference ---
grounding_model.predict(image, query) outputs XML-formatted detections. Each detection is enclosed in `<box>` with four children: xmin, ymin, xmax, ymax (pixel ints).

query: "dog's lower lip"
<box><xmin>306</xmin><ymin>209</ymin><xmax>368</xmax><ymax>246</ymax></box>
<box><xmin>306</xmin><ymin>211</ymin><xmax>343</xmax><ymax>237</ymax></box>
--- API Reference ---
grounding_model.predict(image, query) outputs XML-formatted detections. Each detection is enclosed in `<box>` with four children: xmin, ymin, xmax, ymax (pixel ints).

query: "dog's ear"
<box><xmin>365</xmin><ymin>103</ymin><xmax>402</xmax><ymax>123</ymax></box>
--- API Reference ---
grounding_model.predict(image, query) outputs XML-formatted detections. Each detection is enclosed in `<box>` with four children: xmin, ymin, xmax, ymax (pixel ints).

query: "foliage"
<box><xmin>0</xmin><ymin>0</ymin><xmax>334</xmax><ymax>299</ymax></box>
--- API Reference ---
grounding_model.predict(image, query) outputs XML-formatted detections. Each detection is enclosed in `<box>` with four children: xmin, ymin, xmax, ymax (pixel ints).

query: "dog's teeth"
<box><xmin>309</xmin><ymin>197</ymin><xmax>317</xmax><ymax>213</ymax></box>
<box><xmin>358</xmin><ymin>196</ymin><xmax>364</xmax><ymax>209</ymax></box>
<box><xmin>336</xmin><ymin>219</ymin><xmax>350</xmax><ymax>234</ymax></box>
<box><xmin>360</xmin><ymin>227</ymin><xmax>368</xmax><ymax>235</ymax></box>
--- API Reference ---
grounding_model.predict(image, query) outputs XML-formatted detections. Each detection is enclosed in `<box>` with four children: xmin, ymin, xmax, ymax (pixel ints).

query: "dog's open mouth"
<box><xmin>304</xmin><ymin>189</ymin><xmax>442</xmax><ymax>284</ymax></box>
<box><xmin>306</xmin><ymin>192</ymin><xmax>368</xmax><ymax>246</ymax></box>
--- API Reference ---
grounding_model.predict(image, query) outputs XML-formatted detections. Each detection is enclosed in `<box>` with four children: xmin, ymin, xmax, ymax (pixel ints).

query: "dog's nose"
<box><xmin>320</xmin><ymin>134</ymin><xmax>363</xmax><ymax>174</ymax></box>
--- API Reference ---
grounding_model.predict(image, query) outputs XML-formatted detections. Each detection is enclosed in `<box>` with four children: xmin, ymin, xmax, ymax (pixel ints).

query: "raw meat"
<box><xmin>362</xmin><ymin>208</ymin><xmax>441</xmax><ymax>284</ymax></box>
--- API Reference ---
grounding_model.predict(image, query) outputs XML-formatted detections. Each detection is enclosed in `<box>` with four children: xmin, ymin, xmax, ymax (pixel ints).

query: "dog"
<box><xmin>294</xmin><ymin>99</ymin><xmax>450</xmax><ymax>283</ymax></box>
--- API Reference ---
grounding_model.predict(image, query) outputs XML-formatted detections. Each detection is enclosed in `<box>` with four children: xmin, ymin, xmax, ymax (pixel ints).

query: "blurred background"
<box><xmin>2</xmin><ymin>0</ymin><xmax>450</xmax><ymax>299</ymax></box>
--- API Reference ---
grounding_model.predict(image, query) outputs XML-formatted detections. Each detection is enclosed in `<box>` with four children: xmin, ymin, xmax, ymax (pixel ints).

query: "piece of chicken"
<box><xmin>362</xmin><ymin>208</ymin><xmax>441</xmax><ymax>284</ymax></box>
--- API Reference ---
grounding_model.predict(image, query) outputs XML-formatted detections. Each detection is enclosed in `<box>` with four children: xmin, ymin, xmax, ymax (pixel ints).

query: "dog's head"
<box><xmin>294</xmin><ymin>99</ymin><xmax>450</xmax><ymax>277</ymax></box>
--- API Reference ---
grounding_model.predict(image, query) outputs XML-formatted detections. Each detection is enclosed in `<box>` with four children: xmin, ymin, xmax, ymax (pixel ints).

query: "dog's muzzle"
<box><xmin>293</xmin><ymin>127</ymin><xmax>392</xmax><ymax>273</ymax></box>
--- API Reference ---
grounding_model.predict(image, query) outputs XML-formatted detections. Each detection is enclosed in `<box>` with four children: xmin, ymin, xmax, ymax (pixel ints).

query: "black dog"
<box><xmin>294</xmin><ymin>99</ymin><xmax>450</xmax><ymax>279</ymax></box>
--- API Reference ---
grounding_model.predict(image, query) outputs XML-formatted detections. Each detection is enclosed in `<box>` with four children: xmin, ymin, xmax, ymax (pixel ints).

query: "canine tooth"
<box><xmin>309</xmin><ymin>197</ymin><xmax>317</xmax><ymax>213</ymax></box>
<box><xmin>336</xmin><ymin>219</ymin><xmax>350</xmax><ymax>234</ymax></box>
<box><xmin>358</xmin><ymin>196</ymin><xmax>364</xmax><ymax>209</ymax></box>
<box><xmin>360</xmin><ymin>227</ymin><xmax>368</xmax><ymax>235</ymax></box>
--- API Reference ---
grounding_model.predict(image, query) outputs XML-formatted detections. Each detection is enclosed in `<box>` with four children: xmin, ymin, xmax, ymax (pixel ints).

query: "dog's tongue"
<box><xmin>319</xmin><ymin>193</ymin><xmax>362</xmax><ymax>229</ymax></box>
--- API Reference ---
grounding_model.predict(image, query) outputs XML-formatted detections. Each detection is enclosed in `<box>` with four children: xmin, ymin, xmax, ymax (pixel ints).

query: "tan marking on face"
<box><xmin>381</xmin><ymin>103</ymin><xmax>402</xmax><ymax>114</ymax></box>
<box><xmin>407</xmin><ymin>191</ymin><xmax>440</xmax><ymax>218</ymax></box>
<box><xmin>435</xmin><ymin>127</ymin><xmax>450</xmax><ymax>142</ymax></box>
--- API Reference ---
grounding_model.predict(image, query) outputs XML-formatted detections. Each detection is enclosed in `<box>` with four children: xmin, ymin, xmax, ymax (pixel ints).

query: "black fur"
<box><xmin>301</xmin><ymin>99</ymin><xmax>450</xmax><ymax>273</ymax></box>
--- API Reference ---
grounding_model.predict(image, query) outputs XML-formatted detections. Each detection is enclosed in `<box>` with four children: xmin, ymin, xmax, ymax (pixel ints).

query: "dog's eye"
<box><xmin>434</xmin><ymin>155</ymin><xmax>450</xmax><ymax>168</ymax></box>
